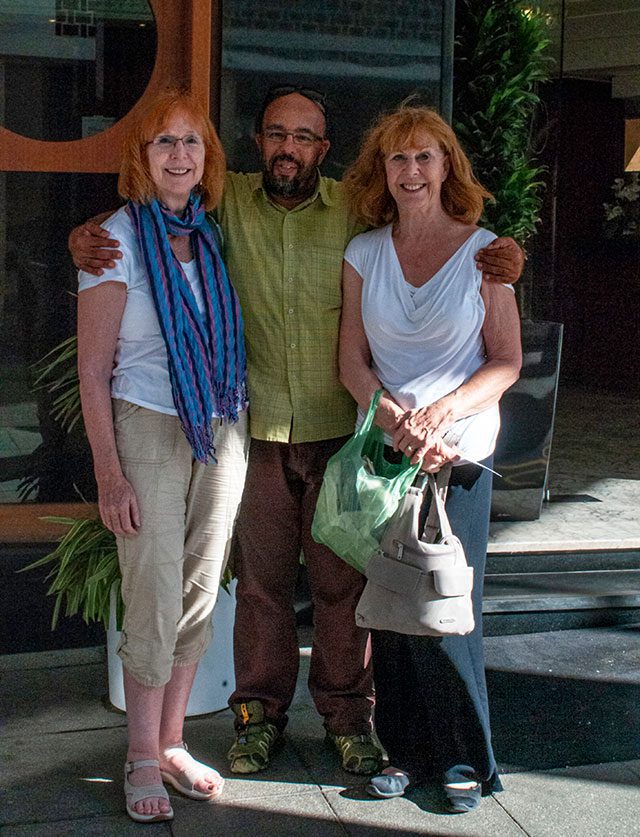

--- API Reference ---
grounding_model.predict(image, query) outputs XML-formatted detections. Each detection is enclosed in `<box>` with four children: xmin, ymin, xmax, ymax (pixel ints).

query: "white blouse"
<box><xmin>344</xmin><ymin>224</ymin><xmax>509</xmax><ymax>464</ymax></box>
<box><xmin>78</xmin><ymin>207</ymin><xmax>205</xmax><ymax>416</ymax></box>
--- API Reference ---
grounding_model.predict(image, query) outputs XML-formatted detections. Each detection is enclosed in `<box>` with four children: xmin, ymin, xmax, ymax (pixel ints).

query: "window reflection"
<box><xmin>0</xmin><ymin>172</ymin><xmax>119</xmax><ymax>504</ymax></box>
<box><xmin>220</xmin><ymin>0</ymin><xmax>452</xmax><ymax>177</ymax></box>
<box><xmin>0</xmin><ymin>1</ymin><xmax>156</xmax><ymax>141</ymax></box>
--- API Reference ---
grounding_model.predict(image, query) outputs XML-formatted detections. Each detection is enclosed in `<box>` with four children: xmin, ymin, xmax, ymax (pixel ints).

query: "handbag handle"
<box><xmin>419</xmin><ymin>464</ymin><xmax>453</xmax><ymax>543</ymax></box>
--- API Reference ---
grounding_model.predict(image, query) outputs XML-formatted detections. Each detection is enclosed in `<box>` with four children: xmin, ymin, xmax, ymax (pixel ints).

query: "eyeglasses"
<box><xmin>147</xmin><ymin>134</ymin><xmax>204</xmax><ymax>151</ymax></box>
<box><xmin>262</xmin><ymin>129</ymin><xmax>324</xmax><ymax>147</ymax></box>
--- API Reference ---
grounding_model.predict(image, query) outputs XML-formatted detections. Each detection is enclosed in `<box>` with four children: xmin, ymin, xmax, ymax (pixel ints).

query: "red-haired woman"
<box><xmin>77</xmin><ymin>91</ymin><xmax>248</xmax><ymax>823</ymax></box>
<box><xmin>339</xmin><ymin>105</ymin><xmax>522</xmax><ymax>813</ymax></box>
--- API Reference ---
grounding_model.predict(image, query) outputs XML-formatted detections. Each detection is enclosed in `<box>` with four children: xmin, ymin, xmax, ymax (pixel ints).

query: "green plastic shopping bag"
<box><xmin>312</xmin><ymin>389</ymin><xmax>421</xmax><ymax>574</ymax></box>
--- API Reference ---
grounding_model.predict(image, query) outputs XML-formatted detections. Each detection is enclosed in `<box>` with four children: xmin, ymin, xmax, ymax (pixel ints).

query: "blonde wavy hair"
<box><xmin>118</xmin><ymin>90</ymin><xmax>225</xmax><ymax>210</ymax></box>
<box><xmin>343</xmin><ymin>104</ymin><xmax>492</xmax><ymax>227</ymax></box>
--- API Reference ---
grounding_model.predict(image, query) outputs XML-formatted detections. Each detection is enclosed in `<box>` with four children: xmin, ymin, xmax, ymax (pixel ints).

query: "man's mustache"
<box><xmin>270</xmin><ymin>153</ymin><xmax>300</xmax><ymax>169</ymax></box>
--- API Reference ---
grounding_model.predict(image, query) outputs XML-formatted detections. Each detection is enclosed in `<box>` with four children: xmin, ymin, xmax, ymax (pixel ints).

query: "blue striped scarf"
<box><xmin>126</xmin><ymin>194</ymin><xmax>247</xmax><ymax>463</ymax></box>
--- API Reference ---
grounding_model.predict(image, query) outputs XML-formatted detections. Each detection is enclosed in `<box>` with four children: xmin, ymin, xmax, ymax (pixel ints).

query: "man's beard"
<box><xmin>262</xmin><ymin>153</ymin><xmax>319</xmax><ymax>199</ymax></box>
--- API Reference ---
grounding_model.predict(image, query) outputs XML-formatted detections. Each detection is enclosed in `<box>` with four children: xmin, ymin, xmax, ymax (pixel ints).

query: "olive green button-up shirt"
<box><xmin>215</xmin><ymin>171</ymin><xmax>363</xmax><ymax>443</ymax></box>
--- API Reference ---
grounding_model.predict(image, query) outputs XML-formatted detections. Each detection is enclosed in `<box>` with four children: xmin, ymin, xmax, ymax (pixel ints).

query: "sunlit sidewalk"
<box><xmin>2</xmin><ymin>622</ymin><xmax>639</xmax><ymax>836</ymax></box>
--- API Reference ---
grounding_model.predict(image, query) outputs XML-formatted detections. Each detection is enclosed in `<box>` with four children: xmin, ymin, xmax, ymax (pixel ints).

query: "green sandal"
<box><xmin>326</xmin><ymin>731</ymin><xmax>383</xmax><ymax>775</ymax></box>
<box><xmin>227</xmin><ymin>700</ymin><xmax>281</xmax><ymax>774</ymax></box>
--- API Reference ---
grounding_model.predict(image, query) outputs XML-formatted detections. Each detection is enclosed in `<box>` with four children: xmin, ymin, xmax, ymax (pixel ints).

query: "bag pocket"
<box><xmin>365</xmin><ymin>552</ymin><xmax>424</xmax><ymax>596</ymax></box>
<box><xmin>432</xmin><ymin>566</ymin><xmax>474</xmax><ymax>597</ymax></box>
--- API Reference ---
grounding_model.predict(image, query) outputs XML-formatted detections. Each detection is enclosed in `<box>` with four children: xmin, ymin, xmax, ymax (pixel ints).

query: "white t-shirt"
<box><xmin>78</xmin><ymin>206</ymin><xmax>207</xmax><ymax>415</ymax></box>
<box><xmin>344</xmin><ymin>224</ymin><xmax>506</xmax><ymax>464</ymax></box>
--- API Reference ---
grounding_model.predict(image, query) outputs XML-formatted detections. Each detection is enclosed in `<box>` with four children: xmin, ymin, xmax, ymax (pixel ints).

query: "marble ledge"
<box><xmin>488</xmin><ymin>535</ymin><xmax>640</xmax><ymax>554</ymax></box>
<box><xmin>488</xmin><ymin>514</ymin><xmax>640</xmax><ymax>552</ymax></box>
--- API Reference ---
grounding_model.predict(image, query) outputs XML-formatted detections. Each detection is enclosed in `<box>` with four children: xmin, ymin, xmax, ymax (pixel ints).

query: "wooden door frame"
<box><xmin>0</xmin><ymin>0</ymin><xmax>213</xmax><ymax>173</ymax></box>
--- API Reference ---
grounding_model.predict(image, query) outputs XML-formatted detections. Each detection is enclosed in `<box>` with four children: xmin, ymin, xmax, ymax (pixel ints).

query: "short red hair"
<box><xmin>118</xmin><ymin>89</ymin><xmax>225</xmax><ymax>211</ymax></box>
<box><xmin>343</xmin><ymin>105</ymin><xmax>492</xmax><ymax>227</ymax></box>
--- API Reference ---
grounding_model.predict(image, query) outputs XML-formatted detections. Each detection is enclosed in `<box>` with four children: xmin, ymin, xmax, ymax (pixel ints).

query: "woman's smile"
<box><xmin>384</xmin><ymin>139</ymin><xmax>449</xmax><ymax>211</ymax></box>
<box><xmin>147</xmin><ymin>113</ymin><xmax>205</xmax><ymax>211</ymax></box>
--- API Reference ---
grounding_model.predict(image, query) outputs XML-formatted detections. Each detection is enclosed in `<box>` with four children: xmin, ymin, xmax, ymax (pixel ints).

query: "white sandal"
<box><xmin>161</xmin><ymin>742</ymin><xmax>224</xmax><ymax>801</ymax></box>
<box><xmin>124</xmin><ymin>759</ymin><xmax>174</xmax><ymax>823</ymax></box>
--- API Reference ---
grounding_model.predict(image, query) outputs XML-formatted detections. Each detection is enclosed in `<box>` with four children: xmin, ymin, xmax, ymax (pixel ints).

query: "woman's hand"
<box><xmin>404</xmin><ymin>401</ymin><xmax>453</xmax><ymax>438</ymax></box>
<box><xmin>96</xmin><ymin>470</ymin><xmax>141</xmax><ymax>536</ymax></box>
<box><xmin>391</xmin><ymin>401</ymin><xmax>454</xmax><ymax>456</ymax></box>
<box><xmin>419</xmin><ymin>437</ymin><xmax>460</xmax><ymax>473</ymax></box>
<box><xmin>392</xmin><ymin>418</ymin><xmax>459</xmax><ymax>470</ymax></box>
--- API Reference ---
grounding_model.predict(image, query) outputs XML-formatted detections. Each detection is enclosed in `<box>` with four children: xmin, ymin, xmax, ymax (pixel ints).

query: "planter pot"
<box><xmin>107</xmin><ymin>580</ymin><xmax>237</xmax><ymax>716</ymax></box>
<box><xmin>491</xmin><ymin>320</ymin><xmax>564</xmax><ymax>521</ymax></box>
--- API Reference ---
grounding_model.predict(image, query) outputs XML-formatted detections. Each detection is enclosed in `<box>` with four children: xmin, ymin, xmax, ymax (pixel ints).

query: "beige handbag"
<box><xmin>355</xmin><ymin>465</ymin><xmax>475</xmax><ymax>636</ymax></box>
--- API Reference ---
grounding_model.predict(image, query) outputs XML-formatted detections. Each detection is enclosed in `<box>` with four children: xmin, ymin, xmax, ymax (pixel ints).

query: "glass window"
<box><xmin>219</xmin><ymin>0</ymin><xmax>454</xmax><ymax>178</ymax></box>
<box><xmin>0</xmin><ymin>172</ymin><xmax>119</xmax><ymax>504</ymax></box>
<box><xmin>0</xmin><ymin>1</ymin><xmax>156</xmax><ymax>141</ymax></box>
<box><xmin>0</xmin><ymin>1</ymin><xmax>158</xmax><ymax>507</ymax></box>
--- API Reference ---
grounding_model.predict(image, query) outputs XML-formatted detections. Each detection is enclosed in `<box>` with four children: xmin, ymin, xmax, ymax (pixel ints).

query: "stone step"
<box><xmin>483</xmin><ymin>567</ymin><xmax>640</xmax><ymax>636</ymax></box>
<box><xmin>486</xmin><ymin>549</ymin><xmax>640</xmax><ymax>575</ymax></box>
<box><xmin>484</xmin><ymin>568</ymin><xmax>640</xmax><ymax>613</ymax></box>
<box><xmin>6</xmin><ymin>543</ymin><xmax>640</xmax><ymax>649</ymax></box>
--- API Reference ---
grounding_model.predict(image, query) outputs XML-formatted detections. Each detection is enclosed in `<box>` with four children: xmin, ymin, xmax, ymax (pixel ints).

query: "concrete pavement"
<box><xmin>2</xmin><ymin>624</ymin><xmax>640</xmax><ymax>836</ymax></box>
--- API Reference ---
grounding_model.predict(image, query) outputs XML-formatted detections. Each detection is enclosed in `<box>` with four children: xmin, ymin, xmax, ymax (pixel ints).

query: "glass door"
<box><xmin>0</xmin><ymin>0</ymin><xmax>215</xmax><ymax>539</ymax></box>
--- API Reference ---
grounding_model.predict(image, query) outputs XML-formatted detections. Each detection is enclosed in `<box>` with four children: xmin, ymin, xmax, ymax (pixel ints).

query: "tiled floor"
<box><xmin>2</xmin><ymin>624</ymin><xmax>640</xmax><ymax>836</ymax></box>
<box><xmin>1</xmin><ymin>384</ymin><xmax>639</xmax><ymax>833</ymax></box>
<box><xmin>489</xmin><ymin>385</ymin><xmax>640</xmax><ymax>552</ymax></box>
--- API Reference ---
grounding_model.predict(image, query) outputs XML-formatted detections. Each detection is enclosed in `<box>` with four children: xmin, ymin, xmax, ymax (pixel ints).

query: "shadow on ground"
<box><xmin>489</xmin><ymin>667</ymin><xmax>640</xmax><ymax>771</ymax></box>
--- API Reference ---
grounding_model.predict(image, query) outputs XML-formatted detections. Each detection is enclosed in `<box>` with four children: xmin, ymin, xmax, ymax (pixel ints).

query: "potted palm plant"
<box><xmin>23</xmin><ymin>338</ymin><xmax>237</xmax><ymax>714</ymax></box>
<box><xmin>453</xmin><ymin>0</ymin><xmax>552</xmax><ymax>249</ymax></box>
<box><xmin>453</xmin><ymin>0</ymin><xmax>562</xmax><ymax>520</ymax></box>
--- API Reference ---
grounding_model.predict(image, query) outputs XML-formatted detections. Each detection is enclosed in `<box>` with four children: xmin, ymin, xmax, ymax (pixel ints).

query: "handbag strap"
<box><xmin>421</xmin><ymin>464</ymin><xmax>453</xmax><ymax>543</ymax></box>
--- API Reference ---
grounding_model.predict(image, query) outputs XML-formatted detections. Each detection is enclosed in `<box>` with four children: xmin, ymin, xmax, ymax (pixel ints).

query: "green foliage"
<box><xmin>32</xmin><ymin>335</ymin><xmax>81</xmax><ymax>432</ymax></box>
<box><xmin>20</xmin><ymin>517</ymin><xmax>122</xmax><ymax>630</ymax></box>
<box><xmin>453</xmin><ymin>1</ymin><xmax>553</xmax><ymax>244</ymax></box>
<box><xmin>15</xmin><ymin>335</ymin><xmax>81</xmax><ymax>502</ymax></box>
<box><xmin>603</xmin><ymin>173</ymin><xmax>640</xmax><ymax>239</ymax></box>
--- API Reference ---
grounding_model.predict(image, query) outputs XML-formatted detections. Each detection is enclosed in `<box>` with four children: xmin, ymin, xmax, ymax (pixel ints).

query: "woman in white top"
<box><xmin>78</xmin><ymin>91</ymin><xmax>248</xmax><ymax>823</ymax></box>
<box><xmin>339</xmin><ymin>105</ymin><xmax>522</xmax><ymax>813</ymax></box>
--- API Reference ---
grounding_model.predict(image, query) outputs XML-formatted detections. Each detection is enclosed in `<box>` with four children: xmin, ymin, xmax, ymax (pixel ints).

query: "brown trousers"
<box><xmin>230</xmin><ymin>436</ymin><xmax>374</xmax><ymax>735</ymax></box>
